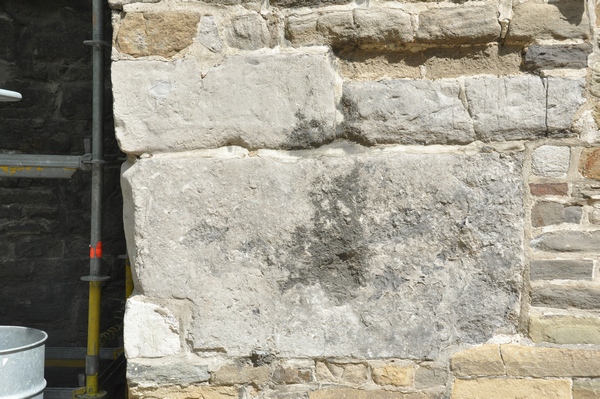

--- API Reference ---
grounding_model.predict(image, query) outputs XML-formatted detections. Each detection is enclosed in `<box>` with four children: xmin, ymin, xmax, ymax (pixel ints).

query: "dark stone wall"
<box><xmin>0</xmin><ymin>0</ymin><xmax>126</xmax><ymax>348</ymax></box>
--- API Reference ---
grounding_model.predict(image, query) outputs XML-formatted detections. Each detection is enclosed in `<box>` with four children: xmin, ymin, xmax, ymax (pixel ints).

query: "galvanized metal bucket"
<box><xmin>0</xmin><ymin>326</ymin><xmax>47</xmax><ymax>399</ymax></box>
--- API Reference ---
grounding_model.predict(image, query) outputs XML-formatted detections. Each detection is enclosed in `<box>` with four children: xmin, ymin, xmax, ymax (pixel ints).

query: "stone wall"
<box><xmin>111</xmin><ymin>0</ymin><xmax>600</xmax><ymax>397</ymax></box>
<box><xmin>0</xmin><ymin>0</ymin><xmax>125</xmax><ymax>348</ymax></box>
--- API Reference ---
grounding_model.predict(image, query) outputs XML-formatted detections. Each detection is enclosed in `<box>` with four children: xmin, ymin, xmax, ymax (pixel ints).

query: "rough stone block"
<box><xmin>113</xmin><ymin>50</ymin><xmax>342</xmax><ymax>154</ymax></box>
<box><xmin>546</xmin><ymin>78</ymin><xmax>586</xmax><ymax>132</ymax></box>
<box><xmin>129</xmin><ymin>386</ymin><xmax>237</xmax><ymax>399</ymax></box>
<box><xmin>353</xmin><ymin>8</ymin><xmax>413</xmax><ymax>44</ymax></box>
<box><xmin>529</xmin><ymin>183</ymin><xmax>569</xmax><ymax>196</ymax></box>
<box><xmin>116</xmin><ymin>12</ymin><xmax>200</xmax><ymax>57</ymax></box>
<box><xmin>285</xmin><ymin>13</ymin><xmax>320</xmax><ymax>46</ymax></box>
<box><xmin>524</xmin><ymin>44</ymin><xmax>591</xmax><ymax>71</ymax></box>
<box><xmin>529</xmin><ymin>311</ymin><xmax>600</xmax><ymax>344</ymax></box>
<box><xmin>416</xmin><ymin>4</ymin><xmax>500</xmax><ymax>44</ymax></box>
<box><xmin>127</xmin><ymin>361</ymin><xmax>210</xmax><ymax>386</ymax></box>
<box><xmin>316</xmin><ymin>11</ymin><xmax>354</xmax><ymax>44</ymax></box>
<box><xmin>451</xmin><ymin>378</ymin><xmax>570</xmax><ymax>399</ymax></box>
<box><xmin>271</xmin><ymin>0</ymin><xmax>350</xmax><ymax>8</ymax></box>
<box><xmin>224</xmin><ymin>13</ymin><xmax>270</xmax><ymax>50</ymax></box>
<box><xmin>564</xmin><ymin>206</ymin><xmax>583</xmax><ymax>224</ymax></box>
<box><xmin>122</xmin><ymin>150</ymin><xmax>524</xmax><ymax>358</ymax></box>
<box><xmin>124</xmin><ymin>296</ymin><xmax>181</xmax><ymax>359</ymax></box>
<box><xmin>579</xmin><ymin>148</ymin><xmax>600</xmax><ymax>179</ymax></box>
<box><xmin>531</xmin><ymin>231</ymin><xmax>600</xmax><ymax>253</ymax></box>
<box><xmin>371</xmin><ymin>364</ymin><xmax>413</xmax><ymax>387</ymax></box>
<box><xmin>414</xmin><ymin>363</ymin><xmax>447</xmax><ymax>389</ymax></box>
<box><xmin>309</xmin><ymin>389</ymin><xmax>404</xmax><ymax>399</ymax></box>
<box><xmin>211</xmin><ymin>363</ymin><xmax>271</xmax><ymax>386</ymax></box>
<box><xmin>464</xmin><ymin>76</ymin><xmax>545</xmax><ymax>140</ymax></box>
<box><xmin>501</xmin><ymin>344</ymin><xmax>600</xmax><ymax>377</ymax></box>
<box><xmin>530</xmin><ymin>260</ymin><xmax>593</xmax><ymax>280</ymax></box>
<box><xmin>198</xmin><ymin>16</ymin><xmax>223</xmax><ymax>53</ymax></box>
<box><xmin>531</xmin><ymin>146</ymin><xmax>570</xmax><ymax>178</ymax></box>
<box><xmin>508</xmin><ymin>1</ymin><xmax>590</xmax><ymax>42</ymax></box>
<box><xmin>451</xmin><ymin>345</ymin><xmax>504</xmax><ymax>377</ymax></box>
<box><xmin>531</xmin><ymin>282</ymin><xmax>600</xmax><ymax>309</ymax></box>
<box><xmin>342</xmin><ymin>80</ymin><xmax>475</xmax><ymax>145</ymax></box>
<box><xmin>272</xmin><ymin>366</ymin><xmax>312</xmax><ymax>384</ymax></box>
<box><xmin>573</xmin><ymin>379</ymin><xmax>600</xmax><ymax>399</ymax></box>
<box><xmin>531</xmin><ymin>201</ymin><xmax>565</xmax><ymax>227</ymax></box>
<box><xmin>316</xmin><ymin>362</ymin><xmax>368</xmax><ymax>385</ymax></box>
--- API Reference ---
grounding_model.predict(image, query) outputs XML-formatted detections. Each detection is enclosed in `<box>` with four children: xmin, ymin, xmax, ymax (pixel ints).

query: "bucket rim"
<box><xmin>0</xmin><ymin>326</ymin><xmax>47</xmax><ymax>355</ymax></box>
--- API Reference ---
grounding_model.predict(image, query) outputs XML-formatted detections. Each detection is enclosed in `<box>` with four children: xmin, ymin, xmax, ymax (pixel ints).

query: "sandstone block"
<box><xmin>116</xmin><ymin>12</ymin><xmax>200</xmax><ymax>58</ymax></box>
<box><xmin>353</xmin><ymin>8</ymin><xmax>413</xmax><ymax>44</ymax></box>
<box><xmin>508</xmin><ymin>1</ymin><xmax>590</xmax><ymax>42</ymax></box>
<box><xmin>316</xmin><ymin>11</ymin><xmax>354</xmax><ymax>45</ymax></box>
<box><xmin>531</xmin><ymin>146</ymin><xmax>570</xmax><ymax>178</ymax></box>
<box><xmin>579</xmin><ymin>148</ymin><xmax>600</xmax><ymax>179</ymax></box>
<box><xmin>129</xmin><ymin>386</ymin><xmax>237</xmax><ymax>399</ymax></box>
<box><xmin>450</xmin><ymin>345</ymin><xmax>504</xmax><ymax>377</ymax></box>
<box><xmin>285</xmin><ymin>13</ymin><xmax>320</xmax><ymax>46</ymax></box>
<box><xmin>124</xmin><ymin>296</ymin><xmax>181</xmax><ymax>359</ymax></box>
<box><xmin>416</xmin><ymin>4</ymin><xmax>500</xmax><ymax>44</ymax></box>
<box><xmin>127</xmin><ymin>361</ymin><xmax>210</xmax><ymax>386</ymax></box>
<box><xmin>309</xmin><ymin>389</ymin><xmax>404</xmax><ymax>399</ymax></box>
<box><xmin>529</xmin><ymin>183</ymin><xmax>569</xmax><ymax>196</ymax></box>
<box><xmin>464</xmin><ymin>76</ymin><xmax>545</xmax><ymax>140</ymax></box>
<box><xmin>272</xmin><ymin>366</ymin><xmax>312</xmax><ymax>384</ymax></box>
<box><xmin>531</xmin><ymin>231</ymin><xmax>600</xmax><ymax>253</ymax></box>
<box><xmin>342</xmin><ymin>79</ymin><xmax>475</xmax><ymax>145</ymax></box>
<box><xmin>546</xmin><ymin>78</ymin><xmax>586</xmax><ymax>132</ymax></box>
<box><xmin>224</xmin><ymin>13</ymin><xmax>270</xmax><ymax>50</ymax></box>
<box><xmin>531</xmin><ymin>201</ymin><xmax>565</xmax><ymax>227</ymax></box>
<box><xmin>211</xmin><ymin>363</ymin><xmax>270</xmax><ymax>386</ymax></box>
<box><xmin>451</xmin><ymin>378</ymin><xmax>570</xmax><ymax>399</ymax></box>
<box><xmin>531</xmin><ymin>282</ymin><xmax>600</xmax><ymax>309</ymax></box>
<box><xmin>529</xmin><ymin>260</ymin><xmax>593</xmax><ymax>280</ymax></box>
<box><xmin>501</xmin><ymin>344</ymin><xmax>600</xmax><ymax>377</ymax></box>
<box><xmin>573</xmin><ymin>379</ymin><xmax>600</xmax><ymax>399</ymax></box>
<box><xmin>529</xmin><ymin>311</ymin><xmax>600</xmax><ymax>344</ymax></box>
<box><xmin>113</xmin><ymin>50</ymin><xmax>342</xmax><ymax>154</ymax></box>
<box><xmin>524</xmin><ymin>44</ymin><xmax>591</xmax><ymax>71</ymax></box>
<box><xmin>371</xmin><ymin>364</ymin><xmax>413</xmax><ymax>387</ymax></box>
<box><xmin>316</xmin><ymin>362</ymin><xmax>368</xmax><ymax>385</ymax></box>
<box><xmin>121</xmin><ymin>151</ymin><xmax>524</xmax><ymax>358</ymax></box>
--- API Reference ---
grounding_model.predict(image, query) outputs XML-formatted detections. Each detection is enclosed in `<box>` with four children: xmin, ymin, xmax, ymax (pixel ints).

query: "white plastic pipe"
<box><xmin>0</xmin><ymin>89</ymin><xmax>22</xmax><ymax>102</ymax></box>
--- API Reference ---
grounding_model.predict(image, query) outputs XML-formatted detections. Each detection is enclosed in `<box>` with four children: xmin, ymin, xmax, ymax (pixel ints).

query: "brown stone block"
<box><xmin>129</xmin><ymin>386</ymin><xmax>238</xmax><ymax>399</ymax></box>
<box><xmin>501</xmin><ymin>344</ymin><xmax>600</xmax><ymax>377</ymax></box>
<box><xmin>579</xmin><ymin>148</ymin><xmax>600</xmax><ymax>179</ymax></box>
<box><xmin>117</xmin><ymin>12</ymin><xmax>200</xmax><ymax>57</ymax></box>
<box><xmin>371</xmin><ymin>363</ymin><xmax>413</xmax><ymax>387</ymax></box>
<box><xmin>211</xmin><ymin>363</ymin><xmax>271</xmax><ymax>386</ymax></box>
<box><xmin>451</xmin><ymin>378</ymin><xmax>571</xmax><ymax>399</ymax></box>
<box><xmin>451</xmin><ymin>345</ymin><xmax>504</xmax><ymax>377</ymax></box>
<box><xmin>309</xmin><ymin>389</ymin><xmax>404</xmax><ymax>399</ymax></box>
<box><xmin>529</xmin><ymin>183</ymin><xmax>569</xmax><ymax>196</ymax></box>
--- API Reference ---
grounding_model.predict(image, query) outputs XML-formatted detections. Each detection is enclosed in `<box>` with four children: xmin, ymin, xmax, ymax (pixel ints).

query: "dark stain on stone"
<box><xmin>283</xmin><ymin>111</ymin><xmax>335</xmax><ymax>150</ymax></box>
<box><xmin>278</xmin><ymin>164</ymin><xmax>369</xmax><ymax>303</ymax></box>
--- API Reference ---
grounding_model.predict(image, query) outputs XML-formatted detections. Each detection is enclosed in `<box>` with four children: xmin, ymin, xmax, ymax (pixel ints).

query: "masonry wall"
<box><xmin>111</xmin><ymin>0</ymin><xmax>600</xmax><ymax>397</ymax></box>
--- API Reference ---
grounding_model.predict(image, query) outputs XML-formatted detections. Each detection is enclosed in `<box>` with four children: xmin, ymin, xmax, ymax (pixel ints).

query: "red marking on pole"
<box><xmin>89</xmin><ymin>242</ymin><xmax>103</xmax><ymax>258</ymax></box>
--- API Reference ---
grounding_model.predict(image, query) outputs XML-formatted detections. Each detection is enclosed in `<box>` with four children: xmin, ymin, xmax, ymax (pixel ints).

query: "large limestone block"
<box><xmin>112</xmin><ymin>50</ymin><xmax>342</xmax><ymax>154</ymax></box>
<box><xmin>342</xmin><ymin>80</ymin><xmax>475</xmax><ymax>145</ymax></box>
<box><xmin>122</xmin><ymin>150</ymin><xmax>524</xmax><ymax>358</ymax></box>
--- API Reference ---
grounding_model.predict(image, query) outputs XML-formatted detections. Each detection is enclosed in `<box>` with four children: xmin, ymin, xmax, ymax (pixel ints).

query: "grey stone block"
<box><xmin>416</xmin><ymin>4</ymin><xmax>500</xmax><ymax>44</ymax></box>
<box><xmin>197</xmin><ymin>16</ymin><xmax>223</xmax><ymax>53</ymax></box>
<box><xmin>464</xmin><ymin>75</ymin><xmax>546</xmax><ymax>140</ymax></box>
<box><xmin>532</xmin><ymin>231</ymin><xmax>600</xmax><ymax>253</ymax></box>
<box><xmin>127</xmin><ymin>362</ymin><xmax>210</xmax><ymax>386</ymax></box>
<box><xmin>546</xmin><ymin>77</ymin><xmax>586</xmax><ymax>132</ymax></box>
<box><xmin>122</xmin><ymin>151</ymin><xmax>524</xmax><ymax>359</ymax></box>
<box><xmin>524</xmin><ymin>44</ymin><xmax>591</xmax><ymax>71</ymax></box>
<box><xmin>530</xmin><ymin>260</ymin><xmax>593</xmax><ymax>280</ymax></box>
<box><xmin>353</xmin><ymin>8</ymin><xmax>413</xmax><ymax>44</ymax></box>
<box><xmin>531</xmin><ymin>201</ymin><xmax>564</xmax><ymax>227</ymax></box>
<box><xmin>564</xmin><ymin>206</ymin><xmax>583</xmax><ymax>224</ymax></box>
<box><xmin>113</xmin><ymin>50</ymin><xmax>342</xmax><ymax>154</ymax></box>
<box><xmin>531</xmin><ymin>283</ymin><xmax>600</xmax><ymax>309</ymax></box>
<box><xmin>531</xmin><ymin>146</ymin><xmax>570</xmax><ymax>178</ymax></box>
<box><xmin>224</xmin><ymin>13</ymin><xmax>270</xmax><ymax>50</ymax></box>
<box><xmin>342</xmin><ymin>79</ymin><xmax>475</xmax><ymax>145</ymax></box>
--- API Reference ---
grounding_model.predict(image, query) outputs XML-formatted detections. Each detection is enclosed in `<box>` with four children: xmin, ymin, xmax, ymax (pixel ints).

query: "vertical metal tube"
<box><xmin>86</xmin><ymin>282</ymin><xmax>102</xmax><ymax>396</ymax></box>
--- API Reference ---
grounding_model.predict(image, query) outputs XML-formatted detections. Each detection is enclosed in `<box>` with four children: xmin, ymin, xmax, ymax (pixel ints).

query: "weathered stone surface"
<box><xmin>531</xmin><ymin>283</ymin><xmax>600</xmax><ymax>309</ymax></box>
<box><xmin>122</xmin><ymin>151</ymin><xmax>524</xmax><ymax>358</ymax></box>
<box><xmin>508</xmin><ymin>1</ymin><xmax>590</xmax><ymax>42</ymax></box>
<box><xmin>285</xmin><ymin>13</ymin><xmax>320</xmax><ymax>46</ymax></box>
<box><xmin>316</xmin><ymin>362</ymin><xmax>368</xmax><ymax>385</ymax></box>
<box><xmin>501</xmin><ymin>344</ymin><xmax>600</xmax><ymax>377</ymax></box>
<box><xmin>198</xmin><ymin>16</ymin><xmax>223</xmax><ymax>53</ymax></box>
<box><xmin>564</xmin><ymin>206</ymin><xmax>583</xmax><ymax>224</ymax></box>
<box><xmin>451</xmin><ymin>345</ymin><xmax>504</xmax><ymax>377</ymax></box>
<box><xmin>342</xmin><ymin>80</ymin><xmax>475</xmax><ymax>145</ymax></box>
<box><xmin>116</xmin><ymin>12</ymin><xmax>200</xmax><ymax>57</ymax></box>
<box><xmin>579</xmin><ymin>148</ymin><xmax>600</xmax><ymax>179</ymax></box>
<box><xmin>124</xmin><ymin>296</ymin><xmax>180</xmax><ymax>359</ymax></box>
<box><xmin>127</xmin><ymin>361</ymin><xmax>210</xmax><ymax>386</ymax></box>
<box><xmin>531</xmin><ymin>146</ymin><xmax>570</xmax><ymax>178</ymax></box>
<box><xmin>371</xmin><ymin>364</ymin><xmax>413</xmax><ymax>387</ymax></box>
<box><xmin>524</xmin><ymin>44</ymin><xmax>591</xmax><ymax>71</ymax></box>
<box><xmin>464</xmin><ymin>76</ymin><xmax>545</xmax><ymax>140</ymax></box>
<box><xmin>530</xmin><ymin>260</ymin><xmax>593</xmax><ymax>280</ymax></box>
<box><xmin>531</xmin><ymin>231</ymin><xmax>600</xmax><ymax>253</ymax></box>
<box><xmin>224</xmin><ymin>13</ymin><xmax>270</xmax><ymax>50</ymax></box>
<box><xmin>310</xmin><ymin>390</ymin><xmax>404</xmax><ymax>399</ymax></box>
<box><xmin>416</xmin><ymin>4</ymin><xmax>500</xmax><ymax>44</ymax></box>
<box><xmin>113</xmin><ymin>50</ymin><xmax>342</xmax><ymax>154</ymax></box>
<box><xmin>573</xmin><ymin>379</ymin><xmax>600</xmax><ymax>399</ymax></box>
<box><xmin>546</xmin><ymin>78</ymin><xmax>586</xmax><ymax>132</ymax></box>
<box><xmin>272</xmin><ymin>0</ymin><xmax>350</xmax><ymax>8</ymax></box>
<box><xmin>353</xmin><ymin>9</ymin><xmax>413</xmax><ymax>44</ymax></box>
<box><xmin>316</xmin><ymin>11</ymin><xmax>354</xmax><ymax>45</ymax></box>
<box><xmin>529</xmin><ymin>183</ymin><xmax>569</xmax><ymax>196</ymax></box>
<box><xmin>414</xmin><ymin>363</ymin><xmax>447</xmax><ymax>389</ymax></box>
<box><xmin>531</xmin><ymin>201</ymin><xmax>564</xmax><ymax>227</ymax></box>
<box><xmin>129</xmin><ymin>386</ymin><xmax>237</xmax><ymax>399</ymax></box>
<box><xmin>108</xmin><ymin>0</ymin><xmax>160</xmax><ymax>9</ymax></box>
<box><xmin>529</xmin><ymin>311</ymin><xmax>600</xmax><ymax>344</ymax></box>
<box><xmin>272</xmin><ymin>366</ymin><xmax>312</xmax><ymax>384</ymax></box>
<box><xmin>451</xmin><ymin>378</ymin><xmax>571</xmax><ymax>399</ymax></box>
<box><xmin>211</xmin><ymin>363</ymin><xmax>270</xmax><ymax>386</ymax></box>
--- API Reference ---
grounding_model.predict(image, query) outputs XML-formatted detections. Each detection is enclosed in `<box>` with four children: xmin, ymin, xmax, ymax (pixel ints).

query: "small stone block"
<box><xmin>529</xmin><ymin>183</ymin><xmax>569</xmax><ymax>196</ymax></box>
<box><xmin>211</xmin><ymin>363</ymin><xmax>271</xmax><ymax>386</ymax></box>
<box><xmin>530</xmin><ymin>312</ymin><xmax>600</xmax><ymax>344</ymax></box>
<box><xmin>564</xmin><ymin>206</ymin><xmax>583</xmax><ymax>224</ymax></box>
<box><xmin>579</xmin><ymin>148</ymin><xmax>600</xmax><ymax>179</ymax></box>
<box><xmin>414</xmin><ymin>363</ymin><xmax>448</xmax><ymax>389</ymax></box>
<box><xmin>451</xmin><ymin>378</ymin><xmax>571</xmax><ymax>399</ymax></box>
<box><xmin>531</xmin><ymin>201</ymin><xmax>564</xmax><ymax>227</ymax></box>
<box><xmin>531</xmin><ymin>231</ymin><xmax>600</xmax><ymax>253</ymax></box>
<box><xmin>530</xmin><ymin>260</ymin><xmax>593</xmax><ymax>280</ymax></box>
<box><xmin>501</xmin><ymin>344</ymin><xmax>600</xmax><ymax>377</ymax></box>
<box><xmin>531</xmin><ymin>282</ymin><xmax>600</xmax><ymax>309</ymax></box>
<box><xmin>371</xmin><ymin>364</ymin><xmax>413</xmax><ymax>387</ymax></box>
<box><xmin>524</xmin><ymin>44</ymin><xmax>592</xmax><ymax>71</ymax></box>
<box><xmin>532</xmin><ymin>146</ymin><xmax>570</xmax><ymax>178</ymax></box>
<box><xmin>451</xmin><ymin>345</ymin><xmax>504</xmax><ymax>377</ymax></box>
